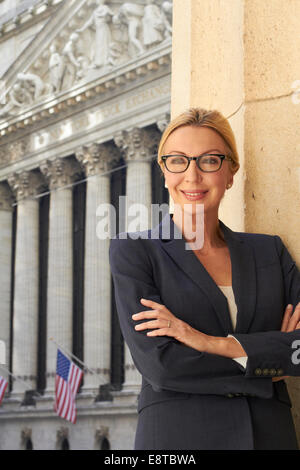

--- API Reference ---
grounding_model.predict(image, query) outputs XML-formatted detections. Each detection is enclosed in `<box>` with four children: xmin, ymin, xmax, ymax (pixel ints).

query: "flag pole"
<box><xmin>49</xmin><ymin>337</ymin><xmax>105</xmax><ymax>382</ymax></box>
<box><xmin>0</xmin><ymin>365</ymin><xmax>43</xmax><ymax>396</ymax></box>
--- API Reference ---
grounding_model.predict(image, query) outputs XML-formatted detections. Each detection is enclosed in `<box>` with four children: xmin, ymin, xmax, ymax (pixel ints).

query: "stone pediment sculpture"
<box><xmin>0</xmin><ymin>0</ymin><xmax>172</xmax><ymax>122</ymax></box>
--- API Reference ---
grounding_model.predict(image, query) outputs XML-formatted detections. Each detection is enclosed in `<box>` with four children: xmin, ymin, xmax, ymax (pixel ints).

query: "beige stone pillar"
<box><xmin>171</xmin><ymin>0</ymin><xmax>300</xmax><ymax>443</ymax></box>
<box><xmin>171</xmin><ymin>0</ymin><xmax>245</xmax><ymax>231</ymax></box>
<box><xmin>8</xmin><ymin>171</ymin><xmax>46</xmax><ymax>395</ymax></box>
<box><xmin>40</xmin><ymin>158</ymin><xmax>81</xmax><ymax>392</ymax></box>
<box><xmin>242</xmin><ymin>0</ymin><xmax>300</xmax><ymax>442</ymax></box>
<box><xmin>0</xmin><ymin>183</ymin><xmax>14</xmax><ymax>383</ymax></box>
<box><xmin>115</xmin><ymin>127</ymin><xmax>160</xmax><ymax>391</ymax></box>
<box><xmin>76</xmin><ymin>143</ymin><xmax>120</xmax><ymax>392</ymax></box>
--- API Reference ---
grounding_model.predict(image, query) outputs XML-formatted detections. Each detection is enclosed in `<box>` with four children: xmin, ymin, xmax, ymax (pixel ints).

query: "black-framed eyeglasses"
<box><xmin>161</xmin><ymin>154</ymin><xmax>233</xmax><ymax>173</ymax></box>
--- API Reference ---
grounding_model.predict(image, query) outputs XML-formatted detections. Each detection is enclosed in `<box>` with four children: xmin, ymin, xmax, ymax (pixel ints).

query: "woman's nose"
<box><xmin>184</xmin><ymin>160</ymin><xmax>203</xmax><ymax>182</ymax></box>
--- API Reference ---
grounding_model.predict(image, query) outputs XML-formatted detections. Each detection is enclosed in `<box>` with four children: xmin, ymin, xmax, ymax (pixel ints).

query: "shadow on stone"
<box><xmin>95</xmin><ymin>384</ymin><xmax>118</xmax><ymax>402</ymax></box>
<box><xmin>21</xmin><ymin>390</ymin><xmax>39</xmax><ymax>406</ymax></box>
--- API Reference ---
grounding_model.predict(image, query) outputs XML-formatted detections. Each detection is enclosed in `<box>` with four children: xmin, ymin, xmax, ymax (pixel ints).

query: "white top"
<box><xmin>218</xmin><ymin>285</ymin><xmax>238</xmax><ymax>330</ymax></box>
<box><xmin>218</xmin><ymin>285</ymin><xmax>248</xmax><ymax>369</ymax></box>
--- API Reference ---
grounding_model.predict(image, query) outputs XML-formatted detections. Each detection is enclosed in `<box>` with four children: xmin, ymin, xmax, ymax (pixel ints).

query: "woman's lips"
<box><xmin>180</xmin><ymin>190</ymin><xmax>209</xmax><ymax>201</ymax></box>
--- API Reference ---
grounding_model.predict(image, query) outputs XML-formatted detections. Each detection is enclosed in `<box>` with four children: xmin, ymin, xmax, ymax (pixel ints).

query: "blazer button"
<box><xmin>262</xmin><ymin>368</ymin><xmax>270</xmax><ymax>376</ymax></box>
<box><xmin>254</xmin><ymin>368</ymin><xmax>262</xmax><ymax>376</ymax></box>
<box><xmin>270</xmin><ymin>368</ymin><xmax>277</xmax><ymax>376</ymax></box>
<box><xmin>277</xmin><ymin>368</ymin><xmax>284</xmax><ymax>376</ymax></box>
<box><xmin>226</xmin><ymin>393</ymin><xmax>234</xmax><ymax>398</ymax></box>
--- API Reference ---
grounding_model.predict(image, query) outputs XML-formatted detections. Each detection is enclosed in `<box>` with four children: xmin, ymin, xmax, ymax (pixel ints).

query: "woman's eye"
<box><xmin>169</xmin><ymin>157</ymin><xmax>186</xmax><ymax>164</ymax></box>
<box><xmin>202</xmin><ymin>157</ymin><xmax>219</xmax><ymax>164</ymax></box>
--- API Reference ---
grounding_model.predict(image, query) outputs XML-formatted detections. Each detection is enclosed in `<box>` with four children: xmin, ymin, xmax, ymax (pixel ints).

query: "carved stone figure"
<box><xmin>61</xmin><ymin>32</ymin><xmax>85</xmax><ymax>85</ymax></box>
<box><xmin>113</xmin><ymin>3</ymin><xmax>144</xmax><ymax>56</ymax></box>
<box><xmin>48</xmin><ymin>44</ymin><xmax>65</xmax><ymax>92</ymax></box>
<box><xmin>77</xmin><ymin>0</ymin><xmax>113</xmax><ymax>68</ymax></box>
<box><xmin>142</xmin><ymin>0</ymin><xmax>165</xmax><ymax>47</ymax></box>
<box><xmin>0</xmin><ymin>72</ymin><xmax>50</xmax><ymax>117</ymax></box>
<box><xmin>0</xmin><ymin>83</ymin><xmax>31</xmax><ymax>117</ymax></box>
<box><xmin>108</xmin><ymin>41</ymin><xmax>126</xmax><ymax>66</ymax></box>
<box><xmin>16</xmin><ymin>72</ymin><xmax>50</xmax><ymax>101</ymax></box>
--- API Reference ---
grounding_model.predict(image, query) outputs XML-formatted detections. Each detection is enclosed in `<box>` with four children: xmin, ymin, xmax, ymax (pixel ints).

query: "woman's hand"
<box><xmin>280</xmin><ymin>302</ymin><xmax>300</xmax><ymax>332</ymax></box>
<box><xmin>272</xmin><ymin>302</ymin><xmax>300</xmax><ymax>382</ymax></box>
<box><xmin>132</xmin><ymin>298</ymin><xmax>208</xmax><ymax>352</ymax></box>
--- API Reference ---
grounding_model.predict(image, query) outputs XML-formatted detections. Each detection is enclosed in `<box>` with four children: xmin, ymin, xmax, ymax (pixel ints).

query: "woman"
<box><xmin>109</xmin><ymin>108</ymin><xmax>300</xmax><ymax>450</ymax></box>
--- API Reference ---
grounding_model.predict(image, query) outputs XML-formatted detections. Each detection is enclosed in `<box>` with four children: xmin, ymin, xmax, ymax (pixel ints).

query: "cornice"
<box><xmin>0</xmin><ymin>0</ymin><xmax>64</xmax><ymax>42</ymax></box>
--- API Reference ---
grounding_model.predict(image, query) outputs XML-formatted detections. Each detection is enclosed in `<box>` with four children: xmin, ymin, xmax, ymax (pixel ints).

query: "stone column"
<box><xmin>40</xmin><ymin>157</ymin><xmax>81</xmax><ymax>392</ymax></box>
<box><xmin>242</xmin><ymin>0</ymin><xmax>300</xmax><ymax>442</ymax></box>
<box><xmin>76</xmin><ymin>143</ymin><xmax>120</xmax><ymax>393</ymax></box>
<box><xmin>7</xmin><ymin>171</ymin><xmax>46</xmax><ymax>395</ymax></box>
<box><xmin>0</xmin><ymin>183</ymin><xmax>14</xmax><ymax>383</ymax></box>
<box><xmin>114</xmin><ymin>127</ymin><xmax>160</xmax><ymax>392</ymax></box>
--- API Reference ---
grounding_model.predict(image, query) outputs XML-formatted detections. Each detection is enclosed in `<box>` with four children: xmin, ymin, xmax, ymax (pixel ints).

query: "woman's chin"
<box><xmin>173</xmin><ymin>200</ymin><xmax>207</xmax><ymax>215</ymax></box>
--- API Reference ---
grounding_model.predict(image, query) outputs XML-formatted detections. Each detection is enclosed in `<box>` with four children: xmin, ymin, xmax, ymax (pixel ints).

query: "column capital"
<box><xmin>0</xmin><ymin>182</ymin><xmax>14</xmax><ymax>211</ymax></box>
<box><xmin>114</xmin><ymin>127</ymin><xmax>160</xmax><ymax>163</ymax></box>
<box><xmin>75</xmin><ymin>143</ymin><xmax>120</xmax><ymax>177</ymax></box>
<box><xmin>8</xmin><ymin>170</ymin><xmax>46</xmax><ymax>202</ymax></box>
<box><xmin>40</xmin><ymin>157</ymin><xmax>81</xmax><ymax>190</ymax></box>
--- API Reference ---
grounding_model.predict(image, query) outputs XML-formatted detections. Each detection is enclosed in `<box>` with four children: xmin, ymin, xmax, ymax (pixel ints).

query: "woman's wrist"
<box><xmin>203</xmin><ymin>335</ymin><xmax>247</xmax><ymax>358</ymax></box>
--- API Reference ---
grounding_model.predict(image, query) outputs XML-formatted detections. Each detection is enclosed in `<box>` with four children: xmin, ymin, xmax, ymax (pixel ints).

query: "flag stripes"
<box><xmin>0</xmin><ymin>376</ymin><xmax>8</xmax><ymax>405</ymax></box>
<box><xmin>54</xmin><ymin>349</ymin><xmax>83</xmax><ymax>424</ymax></box>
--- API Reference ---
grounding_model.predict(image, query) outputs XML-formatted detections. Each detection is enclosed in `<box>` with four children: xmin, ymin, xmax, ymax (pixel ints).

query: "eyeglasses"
<box><xmin>161</xmin><ymin>154</ymin><xmax>233</xmax><ymax>173</ymax></box>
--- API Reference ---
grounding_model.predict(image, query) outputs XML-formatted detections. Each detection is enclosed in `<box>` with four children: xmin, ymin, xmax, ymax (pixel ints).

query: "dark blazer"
<box><xmin>109</xmin><ymin>212</ymin><xmax>300</xmax><ymax>450</ymax></box>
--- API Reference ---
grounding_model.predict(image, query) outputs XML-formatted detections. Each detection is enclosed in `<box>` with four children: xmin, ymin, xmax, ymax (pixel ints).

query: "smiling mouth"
<box><xmin>182</xmin><ymin>190</ymin><xmax>208</xmax><ymax>195</ymax></box>
<box><xmin>181</xmin><ymin>190</ymin><xmax>209</xmax><ymax>200</ymax></box>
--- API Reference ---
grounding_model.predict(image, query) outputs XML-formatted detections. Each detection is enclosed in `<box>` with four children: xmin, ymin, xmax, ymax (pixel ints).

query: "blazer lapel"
<box><xmin>151</xmin><ymin>213</ymin><xmax>257</xmax><ymax>335</ymax></box>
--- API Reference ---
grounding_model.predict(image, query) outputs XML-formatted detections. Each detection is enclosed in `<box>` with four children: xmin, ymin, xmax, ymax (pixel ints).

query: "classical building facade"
<box><xmin>0</xmin><ymin>0</ymin><xmax>172</xmax><ymax>450</ymax></box>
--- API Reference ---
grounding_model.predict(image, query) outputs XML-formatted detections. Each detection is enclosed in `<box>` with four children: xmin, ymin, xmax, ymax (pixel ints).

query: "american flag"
<box><xmin>0</xmin><ymin>376</ymin><xmax>8</xmax><ymax>405</ymax></box>
<box><xmin>54</xmin><ymin>349</ymin><xmax>83</xmax><ymax>424</ymax></box>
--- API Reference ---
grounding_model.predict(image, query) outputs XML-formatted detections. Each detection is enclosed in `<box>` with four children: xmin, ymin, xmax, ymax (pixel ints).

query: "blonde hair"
<box><xmin>157</xmin><ymin>107</ymin><xmax>240</xmax><ymax>175</ymax></box>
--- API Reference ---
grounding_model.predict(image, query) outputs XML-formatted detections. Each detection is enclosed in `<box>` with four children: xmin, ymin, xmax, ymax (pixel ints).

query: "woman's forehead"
<box><xmin>164</xmin><ymin>126</ymin><xmax>227</xmax><ymax>152</ymax></box>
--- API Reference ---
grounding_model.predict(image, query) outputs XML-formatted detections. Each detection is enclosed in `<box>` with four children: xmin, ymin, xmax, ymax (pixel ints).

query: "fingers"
<box><xmin>132</xmin><ymin>310</ymin><xmax>160</xmax><ymax>320</ymax></box>
<box><xmin>140</xmin><ymin>298</ymin><xmax>165</xmax><ymax>309</ymax></box>
<box><xmin>134</xmin><ymin>319</ymin><xmax>167</xmax><ymax>331</ymax></box>
<box><xmin>281</xmin><ymin>304</ymin><xmax>293</xmax><ymax>332</ymax></box>
<box><xmin>147</xmin><ymin>328</ymin><xmax>173</xmax><ymax>337</ymax></box>
<box><xmin>287</xmin><ymin>302</ymin><xmax>300</xmax><ymax>332</ymax></box>
<box><xmin>132</xmin><ymin>310</ymin><xmax>170</xmax><ymax>321</ymax></box>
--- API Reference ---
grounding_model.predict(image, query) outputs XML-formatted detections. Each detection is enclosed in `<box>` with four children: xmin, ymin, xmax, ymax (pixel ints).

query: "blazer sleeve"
<box><xmin>109</xmin><ymin>235</ymin><xmax>273</xmax><ymax>398</ymax></box>
<box><xmin>231</xmin><ymin>235</ymin><xmax>300</xmax><ymax>379</ymax></box>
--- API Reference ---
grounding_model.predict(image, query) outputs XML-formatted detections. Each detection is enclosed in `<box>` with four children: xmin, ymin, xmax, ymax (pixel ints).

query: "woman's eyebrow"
<box><xmin>165</xmin><ymin>148</ymin><xmax>224</xmax><ymax>155</ymax></box>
